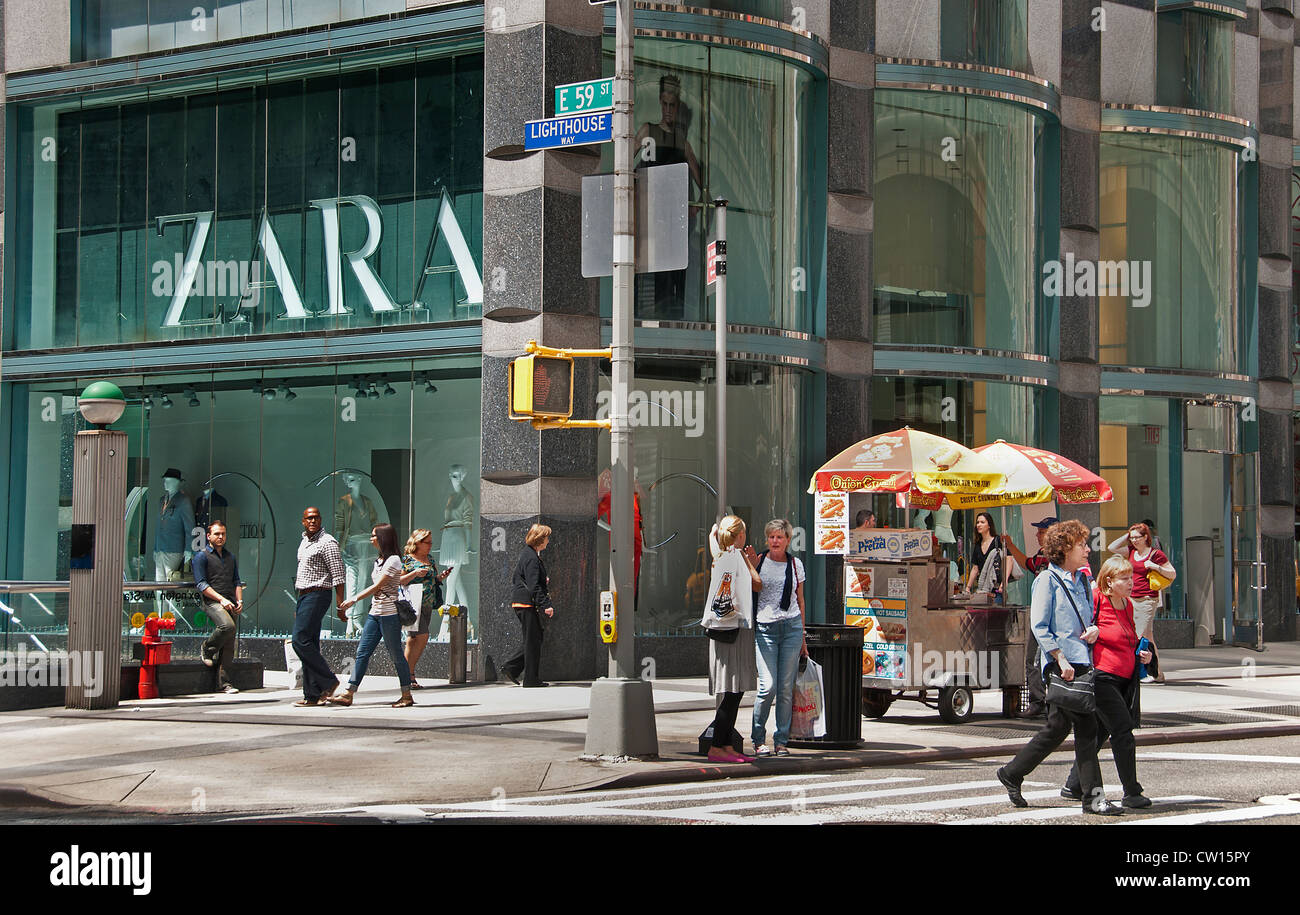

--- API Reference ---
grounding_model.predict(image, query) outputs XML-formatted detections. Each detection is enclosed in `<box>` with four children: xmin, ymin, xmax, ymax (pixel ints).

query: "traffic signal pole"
<box><xmin>584</xmin><ymin>0</ymin><xmax>659</xmax><ymax>757</ymax></box>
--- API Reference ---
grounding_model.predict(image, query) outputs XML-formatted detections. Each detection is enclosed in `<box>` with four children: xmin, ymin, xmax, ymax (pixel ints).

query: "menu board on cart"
<box><xmin>845</xmin><ymin>563</ymin><xmax>909</xmax><ymax>682</ymax></box>
<box><xmin>813</xmin><ymin>491</ymin><xmax>849</xmax><ymax>554</ymax></box>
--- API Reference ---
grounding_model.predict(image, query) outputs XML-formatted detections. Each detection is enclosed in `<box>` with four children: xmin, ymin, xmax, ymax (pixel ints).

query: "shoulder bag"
<box><xmin>1044</xmin><ymin>574</ymin><xmax>1096</xmax><ymax>715</ymax></box>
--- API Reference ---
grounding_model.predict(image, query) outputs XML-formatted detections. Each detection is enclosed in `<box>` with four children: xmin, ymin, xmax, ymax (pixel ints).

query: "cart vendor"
<box><xmin>962</xmin><ymin>512</ymin><xmax>1005</xmax><ymax>595</ymax></box>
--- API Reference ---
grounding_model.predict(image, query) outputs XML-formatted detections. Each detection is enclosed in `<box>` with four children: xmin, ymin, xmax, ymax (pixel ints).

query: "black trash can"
<box><xmin>787</xmin><ymin>624</ymin><xmax>863</xmax><ymax>749</ymax></box>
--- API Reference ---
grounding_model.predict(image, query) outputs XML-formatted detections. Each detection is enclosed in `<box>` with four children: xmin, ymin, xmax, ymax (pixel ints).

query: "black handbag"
<box><xmin>1043</xmin><ymin>575</ymin><xmax>1096</xmax><ymax>715</ymax></box>
<box><xmin>395</xmin><ymin>584</ymin><xmax>417</xmax><ymax>627</ymax></box>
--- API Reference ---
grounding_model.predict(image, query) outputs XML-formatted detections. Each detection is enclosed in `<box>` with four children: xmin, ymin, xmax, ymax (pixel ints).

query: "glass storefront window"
<box><xmin>596</xmin><ymin>359</ymin><xmax>820</xmax><ymax>633</ymax></box>
<box><xmin>1156</xmin><ymin>10</ymin><xmax>1234</xmax><ymax>114</ymax></box>
<box><xmin>6</xmin><ymin>49</ymin><xmax>483</xmax><ymax>351</ymax></box>
<box><xmin>940</xmin><ymin>0</ymin><xmax>1029</xmax><ymax>72</ymax></box>
<box><xmin>0</xmin><ymin>357</ymin><xmax>482</xmax><ymax>642</ymax></box>
<box><xmin>1099</xmin><ymin>135</ymin><xmax>1239</xmax><ymax>373</ymax></box>
<box><xmin>874</xmin><ymin>90</ymin><xmax>1048</xmax><ymax>354</ymax></box>
<box><xmin>599</xmin><ymin>40</ymin><xmax>826</xmax><ymax>334</ymax></box>
<box><xmin>1292</xmin><ymin>168</ymin><xmax>1300</xmax><ymax>386</ymax></box>
<box><xmin>868</xmin><ymin>377</ymin><xmax>1054</xmax><ymax>607</ymax></box>
<box><xmin>73</xmin><ymin>0</ymin><xmax>408</xmax><ymax>61</ymax></box>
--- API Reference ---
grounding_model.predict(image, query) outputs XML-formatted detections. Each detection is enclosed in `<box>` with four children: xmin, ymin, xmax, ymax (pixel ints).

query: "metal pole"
<box><xmin>609</xmin><ymin>0</ymin><xmax>636</xmax><ymax>680</ymax></box>
<box><xmin>714</xmin><ymin>198</ymin><xmax>728</xmax><ymax>519</ymax></box>
<box><xmin>585</xmin><ymin>0</ymin><xmax>658</xmax><ymax>758</ymax></box>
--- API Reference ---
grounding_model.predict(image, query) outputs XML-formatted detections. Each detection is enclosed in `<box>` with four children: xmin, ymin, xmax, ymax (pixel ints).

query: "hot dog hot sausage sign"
<box><xmin>814</xmin><ymin>492</ymin><xmax>849</xmax><ymax>555</ymax></box>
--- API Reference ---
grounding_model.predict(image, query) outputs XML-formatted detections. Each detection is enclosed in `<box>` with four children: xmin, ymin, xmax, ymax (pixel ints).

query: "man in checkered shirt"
<box><xmin>291</xmin><ymin>506</ymin><xmax>347</xmax><ymax>706</ymax></box>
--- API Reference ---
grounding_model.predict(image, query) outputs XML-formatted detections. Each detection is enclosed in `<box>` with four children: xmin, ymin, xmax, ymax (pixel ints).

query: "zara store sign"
<box><xmin>152</xmin><ymin>192</ymin><xmax>482</xmax><ymax>328</ymax></box>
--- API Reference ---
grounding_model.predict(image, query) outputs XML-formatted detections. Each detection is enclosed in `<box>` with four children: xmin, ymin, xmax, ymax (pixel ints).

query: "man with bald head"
<box><xmin>292</xmin><ymin>506</ymin><xmax>347</xmax><ymax>706</ymax></box>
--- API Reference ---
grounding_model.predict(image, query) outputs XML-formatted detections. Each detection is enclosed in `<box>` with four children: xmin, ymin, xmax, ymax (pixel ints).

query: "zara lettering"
<box><xmin>154</xmin><ymin>191</ymin><xmax>482</xmax><ymax>328</ymax></box>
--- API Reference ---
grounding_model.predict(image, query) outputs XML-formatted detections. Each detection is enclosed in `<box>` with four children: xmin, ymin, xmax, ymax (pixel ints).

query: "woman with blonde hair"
<box><xmin>501</xmin><ymin>524</ymin><xmax>555</xmax><ymax>688</ymax></box>
<box><xmin>1060</xmin><ymin>554</ymin><xmax>1153</xmax><ymax>808</ymax></box>
<box><xmin>700</xmin><ymin>515</ymin><xmax>762</xmax><ymax>763</ymax></box>
<box><xmin>401</xmin><ymin>528</ymin><xmax>453</xmax><ymax>689</ymax></box>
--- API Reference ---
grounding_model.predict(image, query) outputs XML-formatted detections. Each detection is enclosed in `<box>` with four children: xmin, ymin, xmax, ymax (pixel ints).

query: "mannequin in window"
<box><xmin>154</xmin><ymin>468</ymin><xmax>195</xmax><ymax>582</ymax></box>
<box><xmin>335</xmin><ymin>473</ymin><xmax>379</xmax><ymax>638</ymax></box>
<box><xmin>196</xmin><ymin>486</ymin><xmax>228</xmax><ymax>529</ymax></box>
<box><xmin>635</xmin><ymin>73</ymin><xmax>701</xmax><ymax>320</ymax></box>
<box><xmin>440</xmin><ymin>464</ymin><xmax>476</xmax><ymax>620</ymax></box>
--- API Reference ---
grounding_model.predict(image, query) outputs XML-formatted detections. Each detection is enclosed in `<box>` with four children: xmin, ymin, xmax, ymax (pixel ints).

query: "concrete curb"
<box><xmin>589</xmin><ymin>721</ymin><xmax>1300</xmax><ymax>792</ymax></box>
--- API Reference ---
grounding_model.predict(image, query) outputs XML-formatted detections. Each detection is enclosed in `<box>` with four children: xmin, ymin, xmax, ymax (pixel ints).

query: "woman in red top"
<box><xmin>1107</xmin><ymin>522</ymin><xmax>1175</xmax><ymax>682</ymax></box>
<box><xmin>1062</xmin><ymin>555</ymin><xmax>1153</xmax><ymax>808</ymax></box>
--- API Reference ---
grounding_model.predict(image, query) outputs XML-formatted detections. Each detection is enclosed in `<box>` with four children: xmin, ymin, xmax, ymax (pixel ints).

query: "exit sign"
<box><xmin>555</xmin><ymin>77</ymin><xmax>614</xmax><ymax>115</ymax></box>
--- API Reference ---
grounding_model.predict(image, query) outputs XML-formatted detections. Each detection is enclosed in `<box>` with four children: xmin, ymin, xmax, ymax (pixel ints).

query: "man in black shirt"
<box><xmin>193</xmin><ymin>520</ymin><xmax>244</xmax><ymax>693</ymax></box>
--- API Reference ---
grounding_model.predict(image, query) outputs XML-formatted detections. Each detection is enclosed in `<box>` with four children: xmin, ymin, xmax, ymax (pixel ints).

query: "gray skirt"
<box><xmin>708</xmin><ymin>625</ymin><xmax>757</xmax><ymax>695</ymax></box>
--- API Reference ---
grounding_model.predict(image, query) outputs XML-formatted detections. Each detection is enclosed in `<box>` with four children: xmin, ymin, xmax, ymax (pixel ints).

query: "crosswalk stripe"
<box><xmin>1136</xmin><ymin>751</ymin><xmax>1300</xmax><ymax>765</ymax></box>
<box><xmin>1124</xmin><ymin>801</ymin><xmax>1300</xmax><ymax>826</ymax></box>
<box><xmin>953</xmin><ymin>796</ymin><xmax>1221</xmax><ymax>825</ymax></box>
<box><xmin>663</xmin><ymin>779</ymin><xmax>1054</xmax><ymax>815</ymax></box>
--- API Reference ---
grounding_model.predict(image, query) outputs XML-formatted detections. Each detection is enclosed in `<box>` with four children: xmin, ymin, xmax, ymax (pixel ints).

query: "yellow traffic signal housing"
<box><xmin>510</xmin><ymin>354</ymin><xmax>574</xmax><ymax>420</ymax></box>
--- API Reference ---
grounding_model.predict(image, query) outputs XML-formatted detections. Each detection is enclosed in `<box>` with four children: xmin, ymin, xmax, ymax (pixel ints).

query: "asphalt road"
<box><xmin>207</xmin><ymin>734</ymin><xmax>1300</xmax><ymax>826</ymax></box>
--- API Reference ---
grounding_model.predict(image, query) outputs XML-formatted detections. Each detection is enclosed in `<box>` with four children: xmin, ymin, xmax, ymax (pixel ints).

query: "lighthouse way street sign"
<box><xmin>524</xmin><ymin>110</ymin><xmax>613</xmax><ymax>151</ymax></box>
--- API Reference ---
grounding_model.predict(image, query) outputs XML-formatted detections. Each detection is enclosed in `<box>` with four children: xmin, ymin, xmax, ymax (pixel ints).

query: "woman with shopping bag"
<box><xmin>400</xmin><ymin>528</ymin><xmax>453</xmax><ymax>689</ymax></box>
<box><xmin>742</xmin><ymin>519</ymin><xmax>807</xmax><ymax>757</ymax></box>
<box><xmin>700</xmin><ymin>515</ymin><xmax>762</xmax><ymax>763</ymax></box>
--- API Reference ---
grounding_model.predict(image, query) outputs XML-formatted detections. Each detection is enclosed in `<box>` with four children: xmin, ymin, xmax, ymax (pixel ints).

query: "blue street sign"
<box><xmin>524</xmin><ymin>110</ymin><xmax>613</xmax><ymax>151</ymax></box>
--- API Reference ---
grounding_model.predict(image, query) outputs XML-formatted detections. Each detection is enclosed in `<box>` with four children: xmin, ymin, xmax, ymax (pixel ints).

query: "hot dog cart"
<box><xmin>841</xmin><ymin>528</ymin><xmax>1028</xmax><ymax>724</ymax></box>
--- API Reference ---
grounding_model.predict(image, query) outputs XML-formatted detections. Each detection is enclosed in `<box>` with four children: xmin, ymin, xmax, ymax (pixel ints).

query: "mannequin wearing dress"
<box><xmin>440</xmin><ymin>464</ymin><xmax>476</xmax><ymax>620</ymax></box>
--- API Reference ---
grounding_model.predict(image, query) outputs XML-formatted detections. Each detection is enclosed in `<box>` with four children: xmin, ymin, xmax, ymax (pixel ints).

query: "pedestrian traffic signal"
<box><xmin>510</xmin><ymin>354</ymin><xmax>574</xmax><ymax>420</ymax></box>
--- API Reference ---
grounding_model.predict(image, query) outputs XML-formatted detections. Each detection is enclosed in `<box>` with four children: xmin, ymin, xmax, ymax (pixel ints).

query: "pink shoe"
<box><xmin>707</xmin><ymin>748</ymin><xmax>753</xmax><ymax>764</ymax></box>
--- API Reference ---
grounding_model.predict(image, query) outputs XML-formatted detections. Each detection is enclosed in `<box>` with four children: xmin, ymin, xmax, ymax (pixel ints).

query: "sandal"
<box><xmin>293</xmin><ymin>697</ymin><xmax>320</xmax><ymax>707</ymax></box>
<box><xmin>391</xmin><ymin>692</ymin><xmax>414</xmax><ymax>708</ymax></box>
<box><xmin>325</xmin><ymin>691</ymin><xmax>354</xmax><ymax>706</ymax></box>
<box><xmin>409</xmin><ymin>681</ymin><xmax>424</xmax><ymax>690</ymax></box>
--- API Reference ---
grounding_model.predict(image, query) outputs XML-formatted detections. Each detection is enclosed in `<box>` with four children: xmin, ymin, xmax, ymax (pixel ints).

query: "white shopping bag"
<box><xmin>403</xmin><ymin>585</ymin><xmax>424</xmax><ymax>633</ymax></box>
<box><xmin>284</xmin><ymin>639</ymin><xmax>303</xmax><ymax>690</ymax></box>
<box><xmin>790</xmin><ymin>658</ymin><xmax>827</xmax><ymax>739</ymax></box>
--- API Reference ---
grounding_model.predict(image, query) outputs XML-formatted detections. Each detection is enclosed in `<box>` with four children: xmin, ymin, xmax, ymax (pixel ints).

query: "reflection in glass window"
<box><xmin>0</xmin><ymin>358</ymin><xmax>482</xmax><ymax>642</ymax></box>
<box><xmin>74</xmin><ymin>0</ymin><xmax>407</xmax><ymax>61</ymax></box>
<box><xmin>601</xmin><ymin>40</ymin><xmax>825</xmax><ymax>333</ymax></box>
<box><xmin>1099</xmin><ymin>135</ymin><xmax>1239</xmax><ymax>373</ymax></box>
<box><xmin>596</xmin><ymin>360</ymin><xmax>819</xmax><ymax>633</ymax></box>
<box><xmin>1156</xmin><ymin>10</ymin><xmax>1235</xmax><ymax>114</ymax></box>
<box><xmin>940</xmin><ymin>0</ymin><xmax>1029</xmax><ymax>72</ymax></box>
<box><xmin>6</xmin><ymin>51</ymin><xmax>483</xmax><ymax>351</ymax></box>
<box><xmin>873</xmin><ymin>90</ymin><xmax>1048</xmax><ymax>354</ymax></box>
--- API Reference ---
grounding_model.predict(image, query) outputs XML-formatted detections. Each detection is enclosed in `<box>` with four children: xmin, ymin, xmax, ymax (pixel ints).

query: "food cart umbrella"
<box><xmin>807</xmin><ymin>427</ymin><xmax>1005</xmax><ymax>496</ymax></box>
<box><xmin>904</xmin><ymin>440</ymin><xmax>1114</xmax><ymax>510</ymax></box>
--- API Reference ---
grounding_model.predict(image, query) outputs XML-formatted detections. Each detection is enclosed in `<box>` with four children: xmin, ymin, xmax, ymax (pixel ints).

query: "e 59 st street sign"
<box><xmin>556</xmin><ymin>77</ymin><xmax>613</xmax><ymax>115</ymax></box>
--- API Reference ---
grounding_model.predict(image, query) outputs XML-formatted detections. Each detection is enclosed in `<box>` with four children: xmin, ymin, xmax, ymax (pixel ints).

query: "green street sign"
<box><xmin>555</xmin><ymin>78</ymin><xmax>613</xmax><ymax>115</ymax></box>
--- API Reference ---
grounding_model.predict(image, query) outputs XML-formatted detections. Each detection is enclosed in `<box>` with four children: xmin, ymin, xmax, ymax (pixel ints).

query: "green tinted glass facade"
<box><xmin>1099</xmin><ymin>134</ymin><xmax>1240</xmax><ymax>373</ymax></box>
<box><xmin>873</xmin><ymin>90</ymin><xmax>1049</xmax><ymax>354</ymax></box>
<box><xmin>6</xmin><ymin>49</ymin><xmax>483</xmax><ymax>351</ymax></box>
<box><xmin>601</xmin><ymin>38</ymin><xmax>826</xmax><ymax>334</ymax></box>
<box><xmin>74</xmin><ymin>0</ymin><xmax>407</xmax><ymax>60</ymax></box>
<box><xmin>940</xmin><ymin>0</ymin><xmax>1029</xmax><ymax>71</ymax></box>
<box><xmin>1156</xmin><ymin>10</ymin><xmax>1235</xmax><ymax>114</ymax></box>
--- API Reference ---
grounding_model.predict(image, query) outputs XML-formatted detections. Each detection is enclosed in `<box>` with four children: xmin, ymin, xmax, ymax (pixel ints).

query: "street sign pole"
<box><xmin>714</xmin><ymin>198</ymin><xmax>728</xmax><ymax>521</ymax></box>
<box><xmin>585</xmin><ymin>0</ymin><xmax>659</xmax><ymax>758</ymax></box>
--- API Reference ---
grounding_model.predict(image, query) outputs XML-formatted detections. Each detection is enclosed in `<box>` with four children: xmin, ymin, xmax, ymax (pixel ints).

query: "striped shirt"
<box><xmin>296</xmin><ymin>530</ymin><xmax>346</xmax><ymax>590</ymax></box>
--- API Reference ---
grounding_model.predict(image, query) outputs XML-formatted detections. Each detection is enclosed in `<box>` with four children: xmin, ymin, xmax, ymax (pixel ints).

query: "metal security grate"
<box><xmin>1140</xmin><ymin>711</ymin><xmax>1276</xmax><ymax>727</ymax></box>
<box><xmin>931</xmin><ymin>708</ymin><xmax>1276</xmax><ymax>738</ymax></box>
<box><xmin>1239</xmin><ymin>705</ymin><xmax>1300</xmax><ymax>718</ymax></box>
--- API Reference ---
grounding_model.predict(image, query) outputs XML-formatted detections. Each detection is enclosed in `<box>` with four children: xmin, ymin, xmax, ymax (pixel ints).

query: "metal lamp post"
<box><xmin>67</xmin><ymin>381</ymin><xmax>128</xmax><ymax>709</ymax></box>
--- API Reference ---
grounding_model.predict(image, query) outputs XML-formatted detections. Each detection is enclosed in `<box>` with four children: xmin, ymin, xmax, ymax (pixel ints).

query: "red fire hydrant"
<box><xmin>138</xmin><ymin>616</ymin><xmax>176</xmax><ymax>699</ymax></box>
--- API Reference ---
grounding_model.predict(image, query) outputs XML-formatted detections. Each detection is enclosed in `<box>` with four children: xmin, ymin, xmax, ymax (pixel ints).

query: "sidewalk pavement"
<box><xmin>1</xmin><ymin>643</ymin><xmax>1298</xmax><ymax>817</ymax></box>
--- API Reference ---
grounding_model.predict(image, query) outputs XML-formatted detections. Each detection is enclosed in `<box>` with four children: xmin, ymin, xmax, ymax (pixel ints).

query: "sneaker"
<box><xmin>1122</xmin><ymin>794</ymin><xmax>1152</xmax><ymax>809</ymax></box>
<box><xmin>200</xmin><ymin>647</ymin><xmax>215</xmax><ymax>668</ymax></box>
<box><xmin>1060</xmin><ymin>786</ymin><xmax>1083</xmax><ymax>801</ymax></box>
<box><xmin>1140</xmin><ymin>675</ymin><xmax>1157</xmax><ymax>684</ymax></box>
<box><xmin>774</xmin><ymin>745</ymin><xmax>790</xmax><ymax>757</ymax></box>
<box><xmin>499</xmin><ymin>669</ymin><xmax>520</xmax><ymax>685</ymax></box>
<box><xmin>996</xmin><ymin>767</ymin><xmax>1027</xmax><ymax>808</ymax></box>
<box><xmin>755</xmin><ymin>744</ymin><xmax>773</xmax><ymax>757</ymax></box>
<box><xmin>221</xmin><ymin>684</ymin><xmax>239</xmax><ymax>694</ymax></box>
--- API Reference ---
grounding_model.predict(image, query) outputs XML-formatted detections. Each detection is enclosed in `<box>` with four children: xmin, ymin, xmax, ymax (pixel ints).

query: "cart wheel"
<box><xmin>938</xmin><ymin>685</ymin><xmax>974</xmax><ymax>724</ymax></box>
<box><xmin>861</xmin><ymin>688</ymin><xmax>893</xmax><ymax>719</ymax></box>
<box><xmin>1001</xmin><ymin>687</ymin><xmax>1022</xmax><ymax>719</ymax></box>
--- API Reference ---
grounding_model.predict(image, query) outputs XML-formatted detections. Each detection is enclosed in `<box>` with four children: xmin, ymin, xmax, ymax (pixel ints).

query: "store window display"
<box><xmin>154</xmin><ymin>469</ymin><xmax>196</xmax><ymax>581</ymax></box>
<box><xmin>440</xmin><ymin>464</ymin><xmax>476</xmax><ymax>617</ymax></box>
<box><xmin>336</xmin><ymin>472</ymin><xmax>381</xmax><ymax>638</ymax></box>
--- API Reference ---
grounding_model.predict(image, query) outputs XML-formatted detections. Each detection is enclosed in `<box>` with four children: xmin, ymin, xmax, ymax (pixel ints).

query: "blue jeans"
<box><xmin>752</xmin><ymin>617</ymin><xmax>804</xmax><ymax>747</ymax></box>
<box><xmin>349</xmin><ymin>613</ymin><xmax>412</xmax><ymax>690</ymax></box>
